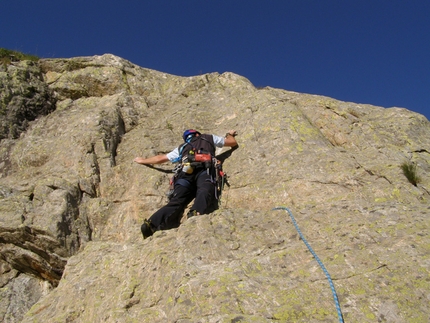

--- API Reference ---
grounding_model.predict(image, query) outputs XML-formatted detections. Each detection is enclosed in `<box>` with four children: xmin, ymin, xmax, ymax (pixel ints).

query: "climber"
<box><xmin>134</xmin><ymin>129</ymin><xmax>238</xmax><ymax>239</ymax></box>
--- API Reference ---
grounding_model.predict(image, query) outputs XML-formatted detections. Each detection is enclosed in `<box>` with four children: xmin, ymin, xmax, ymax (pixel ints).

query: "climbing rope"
<box><xmin>273</xmin><ymin>206</ymin><xmax>344</xmax><ymax>323</ymax></box>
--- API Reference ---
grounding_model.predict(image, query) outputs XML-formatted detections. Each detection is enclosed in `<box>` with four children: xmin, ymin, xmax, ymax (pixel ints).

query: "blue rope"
<box><xmin>273</xmin><ymin>206</ymin><xmax>344</xmax><ymax>323</ymax></box>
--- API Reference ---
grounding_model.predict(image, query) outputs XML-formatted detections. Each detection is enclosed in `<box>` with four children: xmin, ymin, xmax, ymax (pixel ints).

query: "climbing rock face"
<box><xmin>0</xmin><ymin>60</ymin><xmax>56</xmax><ymax>141</ymax></box>
<box><xmin>0</xmin><ymin>54</ymin><xmax>429</xmax><ymax>322</ymax></box>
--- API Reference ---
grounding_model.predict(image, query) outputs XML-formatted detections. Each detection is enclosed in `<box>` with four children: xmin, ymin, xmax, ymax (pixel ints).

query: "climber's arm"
<box><xmin>134</xmin><ymin>154</ymin><xmax>169</xmax><ymax>165</ymax></box>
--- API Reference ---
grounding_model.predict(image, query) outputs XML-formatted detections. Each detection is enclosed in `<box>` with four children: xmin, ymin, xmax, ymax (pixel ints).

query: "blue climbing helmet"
<box><xmin>182</xmin><ymin>129</ymin><xmax>201</xmax><ymax>142</ymax></box>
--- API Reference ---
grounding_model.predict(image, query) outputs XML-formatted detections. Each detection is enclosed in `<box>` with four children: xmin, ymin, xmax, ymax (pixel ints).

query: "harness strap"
<box><xmin>175</xmin><ymin>178</ymin><xmax>192</xmax><ymax>189</ymax></box>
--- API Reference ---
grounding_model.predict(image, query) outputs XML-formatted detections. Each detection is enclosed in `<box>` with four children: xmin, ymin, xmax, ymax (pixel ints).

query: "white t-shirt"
<box><xmin>166</xmin><ymin>134</ymin><xmax>225</xmax><ymax>162</ymax></box>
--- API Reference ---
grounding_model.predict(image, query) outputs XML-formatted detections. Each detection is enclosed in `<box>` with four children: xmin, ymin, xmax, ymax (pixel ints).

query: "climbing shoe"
<box><xmin>187</xmin><ymin>210</ymin><xmax>200</xmax><ymax>219</ymax></box>
<box><xmin>141</xmin><ymin>219</ymin><xmax>154</xmax><ymax>239</ymax></box>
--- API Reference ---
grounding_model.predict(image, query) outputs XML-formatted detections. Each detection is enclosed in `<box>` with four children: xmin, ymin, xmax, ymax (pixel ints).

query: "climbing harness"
<box><xmin>166</xmin><ymin>135</ymin><xmax>229</xmax><ymax>206</ymax></box>
<box><xmin>167</xmin><ymin>156</ymin><xmax>228</xmax><ymax>203</ymax></box>
<box><xmin>273</xmin><ymin>206</ymin><xmax>344</xmax><ymax>323</ymax></box>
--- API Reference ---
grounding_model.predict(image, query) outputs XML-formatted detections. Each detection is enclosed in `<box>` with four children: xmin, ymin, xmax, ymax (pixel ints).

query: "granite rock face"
<box><xmin>0</xmin><ymin>60</ymin><xmax>56</xmax><ymax>140</ymax></box>
<box><xmin>0</xmin><ymin>54</ymin><xmax>429</xmax><ymax>322</ymax></box>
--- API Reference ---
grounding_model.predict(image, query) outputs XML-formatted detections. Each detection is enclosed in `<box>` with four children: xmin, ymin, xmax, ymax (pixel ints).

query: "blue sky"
<box><xmin>2</xmin><ymin>1</ymin><xmax>429</xmax><ymax>120</ymax></box>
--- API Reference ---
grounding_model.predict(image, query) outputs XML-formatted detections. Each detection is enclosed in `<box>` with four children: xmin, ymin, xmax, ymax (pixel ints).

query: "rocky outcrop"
<box><xmin>0</xmin><ymin>54</ymin><xmax>429</xmax><ymax>322</ymax></box>
<box><xmin>0</xmin><ymin>60</ymin><xmax>56</xmax><ymax>140</ymax></box>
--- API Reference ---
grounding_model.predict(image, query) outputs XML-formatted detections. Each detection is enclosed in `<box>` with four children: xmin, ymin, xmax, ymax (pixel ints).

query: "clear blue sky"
<box><xmin>2</xmin><ymin>1</ymin><xmax>429</xmax><ymax>120</ymax></box>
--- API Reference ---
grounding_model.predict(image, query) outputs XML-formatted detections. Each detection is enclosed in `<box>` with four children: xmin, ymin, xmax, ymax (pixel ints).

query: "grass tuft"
<box><xmin>0</xmin><ymin>48</ymin><xmax>39</xmax><ymax>66</ymax></box>
<box><xmin>400</xmin><ymin>161</ymin><xmax>421</xmax><ymax>186</ymax></box>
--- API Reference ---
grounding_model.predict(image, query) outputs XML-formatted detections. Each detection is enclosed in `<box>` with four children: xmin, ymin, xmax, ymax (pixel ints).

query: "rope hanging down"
<box><xmin>273</xmin><ymin>206</ymin><xmax>344</xmax><ymax>323</ymax></box>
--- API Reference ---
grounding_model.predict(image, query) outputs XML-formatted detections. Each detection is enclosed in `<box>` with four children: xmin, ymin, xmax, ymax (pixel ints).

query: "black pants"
<box><xmin>148</xmin><ymin>171</ymin><xmax>215</xmax><ymax>231</ymax></box>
